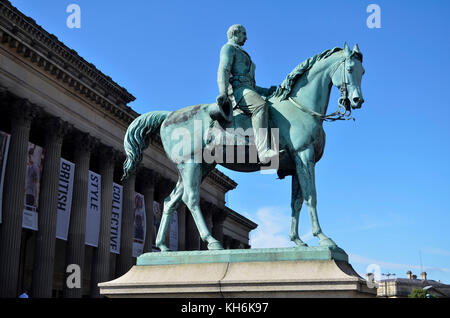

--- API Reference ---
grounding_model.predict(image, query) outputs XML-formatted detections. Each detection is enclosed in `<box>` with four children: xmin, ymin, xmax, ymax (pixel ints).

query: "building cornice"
<box><xmin>225</xmin><ymin>207</ymin><xmax>257</xmax><ymax>230</ymax></box>
<box><xmin>209</xmin><ymin>169</ymin><xmax>237</xmax><ymax>193</ymax></box>
<box><xmin>0</xmin><ymin>0</ymin><xmax>238</xmax><ymax>195</ymax></box>
<box><xmin>0</xmin><ymin>0</ymin><xmax>137</xmax><ymax>124</ymax></box>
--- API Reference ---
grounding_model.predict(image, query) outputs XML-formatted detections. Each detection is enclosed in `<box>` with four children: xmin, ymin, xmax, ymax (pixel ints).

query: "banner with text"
<box><xmin>22</xmin><ymin>142</ymin><xmax>45</xmax><ymax>231</ymax></box>
<box><xmin>55</xmin><ymin>158</ymin><xmax>75</xmax><ymax>240</ymax></box>
<box><xmin>132</xmin><ymin>192</ymin><xmax>146</xmax><ymax>257</ymax></box>
<box><xmin>85</xmin><ymin>170</ymin><xmax>101</xmax><ymax>247</ymax></box>
<box><xmin>110</xmin><ymin>182</ymin><xmax>123</xmax><ymax>254</ymax></box>
<box><xmin>0</xmin><ymin>130</ymin><xmax>10</xmax><ymax>224</ymax></box>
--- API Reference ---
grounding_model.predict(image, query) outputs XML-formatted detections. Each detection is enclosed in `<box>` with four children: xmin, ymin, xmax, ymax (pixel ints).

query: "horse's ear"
<box><xmin>344</xmin><ymin>42</ymin><xmax>351</xmax><ymax>56</ymax></box>
<box><xmin>352</xmin><ymin>43</ymin><xmax>361</xmax><ymax>54</ymax></box>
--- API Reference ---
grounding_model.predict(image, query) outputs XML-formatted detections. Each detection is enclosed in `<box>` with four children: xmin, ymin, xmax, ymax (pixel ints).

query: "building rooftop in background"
<box><xmin>377</xmin><ymin>271</ymin><xmax>450</xmax><ymax>298</ymax></box>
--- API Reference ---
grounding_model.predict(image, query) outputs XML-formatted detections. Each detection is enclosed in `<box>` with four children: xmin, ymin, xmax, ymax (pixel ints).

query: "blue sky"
<box><xmin>10</xmin><ymin>0</ymin><xmax>450</xmax><ymax>283</ymax></box>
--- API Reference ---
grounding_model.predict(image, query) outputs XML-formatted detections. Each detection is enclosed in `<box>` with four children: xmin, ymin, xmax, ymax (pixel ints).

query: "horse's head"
<box><xmin>331</xmin><ymin>43</ymin><xmax>365</xmax><ymax>110</ymax></box>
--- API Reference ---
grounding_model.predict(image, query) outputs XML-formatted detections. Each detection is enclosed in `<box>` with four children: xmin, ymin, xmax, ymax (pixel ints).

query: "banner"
<box><xmin>132</xmin><ymin>192</ymin><xmax>146</xmax><ymax>257</ymax></box>
<box><xmin>110</xmin><ymin>182</ymin><xmax>123</xmax><ymax>254</ymax></box>
<box><xmin>85</xmin><ymin>171</ymin><xmax>101</xmax><ymax>247</ymax></box>
<box><xmin>0</xmin><ymin>130</ymin><xmax>10</xmax><ymax>224</ymax></box>
<box><xmin>169</xmin><ymin>210</ymin><xmax>178</xmax><ymax>251</ymax></box>
<box><xmin>55</xmin><ymin>158</ymin><xmax>75</xmax><ymax>240</ymax></box>
<box><xmin>152</xmin><ymin>201</ymin><xmax>162</xmax><ymax>251</ymax></box>
<box><xmin>22</xmin><ymin>142</ymin><xmax>44</xmax><ymax>231</ymax></box>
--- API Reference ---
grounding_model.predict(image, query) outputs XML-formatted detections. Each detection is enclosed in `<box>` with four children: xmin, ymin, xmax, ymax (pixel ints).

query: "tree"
<box><xmin>408</xmin><ymin>288</ymin><xmax>431</xmax><ymax>298</ymax></box>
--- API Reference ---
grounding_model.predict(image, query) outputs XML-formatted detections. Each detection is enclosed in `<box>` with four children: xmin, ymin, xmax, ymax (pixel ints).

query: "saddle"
<box><xmin>206</xmin><ymin>100</ymin><xmax>293</xmax><ymax>178</ymax></box>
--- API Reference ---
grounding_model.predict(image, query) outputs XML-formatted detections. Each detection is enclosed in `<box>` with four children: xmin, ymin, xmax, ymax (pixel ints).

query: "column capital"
<box><xmin>6</xmin><ymin>98</ymin><xmax>40</xmax><ymax>127</ymax></box>
<box><xmin>67</xmin><ymin>130</ymin><xmax>98</xmax><ymax>155</ymax></box>
<box><xmin>137</xmin><ymin>167</ymin><xmax>162</xmax><ymax>190</ymax></box>
<box><xmin>96</xmin><ymin>145</ymin><xmax>121</xmax><ymax>165</ymax></box>
<box><xmin>40</xmin><ymin>116</ymin><xmax>72</xmax><ymax>143</ymax></box>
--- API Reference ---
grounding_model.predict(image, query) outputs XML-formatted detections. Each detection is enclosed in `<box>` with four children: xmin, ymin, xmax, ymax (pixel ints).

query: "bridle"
<box><xmin>288</xmin><ymin>57</ymin><xmax>355</xmax><ymax>122</ymax></box>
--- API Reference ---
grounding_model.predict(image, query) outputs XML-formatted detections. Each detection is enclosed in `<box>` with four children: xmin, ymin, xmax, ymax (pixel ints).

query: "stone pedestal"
<box><xmin>99</xmin><ymin>247</ymin><xmax>376</xmax><ymax>298</ymax></box>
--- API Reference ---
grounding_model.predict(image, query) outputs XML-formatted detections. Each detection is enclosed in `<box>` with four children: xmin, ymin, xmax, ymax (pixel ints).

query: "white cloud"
<box><xmin>300</xmin><ymin>230</ymin><xmax>314</xmax><ymax>242</ymax></box>
<box><xmin>349</xmin><ymin>253</ymin><xmax>450</xmax><ymax>274</ymax></box>
<box><xmin>249</xmin><ymin>206</ymin><xmax>314</xmax><ymax>248</ymax></box>
<box><xmin>422</xmin><ymin>248</ymin><xmax>450</xmax><ymax>257</ymax></box>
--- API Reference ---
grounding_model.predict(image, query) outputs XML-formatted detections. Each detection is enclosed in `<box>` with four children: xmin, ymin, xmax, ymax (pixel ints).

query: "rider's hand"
<box><xmin>216</xmin><ymin>93</ymin><xmax>228</xmax><ymax>106</ymax></box>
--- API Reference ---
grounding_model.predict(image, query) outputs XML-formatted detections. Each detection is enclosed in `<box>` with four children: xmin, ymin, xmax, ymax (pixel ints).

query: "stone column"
<box><xmin>63</xmin><ymin>132</ymin><xmax>97</xmax><ymax>298</ymax></box>
<box><xmin>90</xmin><ymin>146</ymin><xmax>118</xmax><ymax>297</ymax></box>
<box><xmin>185</xmin><ymin>206</ymin><xmax>200</xmax><ymax>251</ymax></box>
<box><xmin>231</xmin><ymin>238</ymin><xmax>240</xmax><ymax>249</ymax></box>
<box><xmin>212</xmin><ymin>207</ymin><xmax>227</xmax><ymax>246</ymax></box>
<box><xmin>177</xmin><ymin>204</ymin><xmax>186</xmax><ymax>251</ymax></box>
<box><xmin>139</xmin><ymin>168</ymin><xmax>160</xmax><ymax>253</ymax></box>
<box><xmin>31</xmin><ymin>117</ymin><xmax>70</xmax><ymax>298</ymax></box>
<box><xmin>223</xmin><ymin>235</ymin><xmax>232</xmax><ymax>249</ymax></box>
<box><xmin>116</xmin><ymin>171</ymin><xmax>136</xmax><ymax>277</ymax></box>
<box><xmin>0</xmin><ymin>99</ymin><xmax>38</xmax><ymax>298</ymax></box>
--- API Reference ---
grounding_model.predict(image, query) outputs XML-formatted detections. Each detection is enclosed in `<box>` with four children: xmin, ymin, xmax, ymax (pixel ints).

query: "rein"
<box><xmin>288</xmin><ymin>58</ymin><xmax>355</xmax><ymax>122</ymax></box>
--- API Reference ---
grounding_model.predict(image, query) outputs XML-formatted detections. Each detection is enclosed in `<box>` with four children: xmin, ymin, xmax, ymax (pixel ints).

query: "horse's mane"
<box><xmin>273</xmin><ymin>47</ymin><xmax>343</xmax><ymax>100</ymax></box>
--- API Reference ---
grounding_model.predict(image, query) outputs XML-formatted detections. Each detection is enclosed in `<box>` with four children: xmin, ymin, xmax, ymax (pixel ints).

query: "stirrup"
<box><xmin>259</xmin><ymin>149</ymin><xmax>278</xmax><ymax>164</ymax></box>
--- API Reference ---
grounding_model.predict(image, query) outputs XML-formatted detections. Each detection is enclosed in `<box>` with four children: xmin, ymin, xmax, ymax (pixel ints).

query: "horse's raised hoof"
<box><xmin>207</xmin><ymin>241</ymin><xmax>224</xmax><ymax>250</ymax></box>
<box><xmin>319</xmin><ymin>237</ymin><xmax>337</xmax><ymax>247</ymax></box>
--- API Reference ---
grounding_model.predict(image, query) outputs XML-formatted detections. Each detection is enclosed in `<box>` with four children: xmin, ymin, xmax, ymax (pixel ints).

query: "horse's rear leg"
<box><xmin>155</xmin><ymin>176</ymin><xmax>184</xmax><ymax>251</ymax></box>
<box><xmin>290</xmin><ymin>173</ymin><xmax>307</xmax><ymax>247</ymax></box>
<box><xmin>180</xmin><ymin>163</ymin><xmax>223</xmax><ymax>250</ymax></box>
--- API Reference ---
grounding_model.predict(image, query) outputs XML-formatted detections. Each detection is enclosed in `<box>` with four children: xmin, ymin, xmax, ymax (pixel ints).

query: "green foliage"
<box><xmin>408</xmin><ymin>288</ymin><xmax>431</xmax><ymax>298</ymax></box>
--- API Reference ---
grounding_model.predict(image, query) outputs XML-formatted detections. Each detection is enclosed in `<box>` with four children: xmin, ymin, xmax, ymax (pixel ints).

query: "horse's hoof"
<box><xmin>157</xmin><ymin>244</ymin><xmax>170</xmax><ymax>252</ymax></box>
<box><xmin>207</xmin><ymin>241</ymin><xmax>224</xmax><ymax>250</ymax></box>
<box><xmin>319</xmin><ymin>237</ymin><xmax>337</xmax><ymax>247</ymax></box>
<box><xmin>292</xmin><ymin>238</ymin><xmax>308</xmax><ymax>247</ymax></box>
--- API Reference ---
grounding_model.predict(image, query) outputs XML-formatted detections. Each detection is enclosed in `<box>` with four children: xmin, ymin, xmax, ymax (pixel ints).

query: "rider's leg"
<box><xmin>251</xmin><ymin>103</ymin><xmax>278</xmax><ymax>163</ymax></box>
<box><xmin>239</xmin><ymin>91</ymin><xmax>278</xmax><ymax>164</ymax></box>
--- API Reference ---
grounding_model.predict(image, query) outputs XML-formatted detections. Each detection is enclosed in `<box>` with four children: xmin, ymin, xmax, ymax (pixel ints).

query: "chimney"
<box><xmin>407</xmin><ymin>270</ymin><xmax>412</xmax><ymax>279</ymax></box>
<box><xmin>412</xmin><ymin>274</ymin><xmax>417</xmax><ymax>280</ymax></box>
<box><xmin>421</xmin><ymin>272</ymin><xmax>427</xmax><ymax>281</ymax></box>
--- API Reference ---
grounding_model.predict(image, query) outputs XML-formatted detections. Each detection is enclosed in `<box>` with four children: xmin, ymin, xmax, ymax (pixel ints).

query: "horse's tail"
<box><xmin>122</xmin><ymin>110</ymin><xmax>171</xmax><ymax>180</ymax></box>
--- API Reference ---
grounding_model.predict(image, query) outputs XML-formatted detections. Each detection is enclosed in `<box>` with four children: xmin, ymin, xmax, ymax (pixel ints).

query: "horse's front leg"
<box><xmin>294</xmin><ymin>146</ymin><xmax>337</xmax><ymax>247</ymax></box>
<box><xmin>290</xmin><ymin>173</ymin><xmax>307</xmax><ymax>247</ymax></box>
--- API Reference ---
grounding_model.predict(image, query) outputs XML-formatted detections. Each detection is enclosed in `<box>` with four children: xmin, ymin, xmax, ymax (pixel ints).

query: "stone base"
<box><xmin>99</xmin><ymin>247</ymin><xmax>376</xmax><ymax>298</ymax></box>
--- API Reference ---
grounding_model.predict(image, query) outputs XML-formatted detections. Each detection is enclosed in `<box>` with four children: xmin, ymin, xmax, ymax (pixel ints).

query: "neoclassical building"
<box><xmin>0</xmin><ymin>1</ymin><xmax>256</xmax><ymax>298</ymax></box>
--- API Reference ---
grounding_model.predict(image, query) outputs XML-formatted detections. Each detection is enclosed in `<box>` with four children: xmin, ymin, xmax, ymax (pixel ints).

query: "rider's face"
<box><xmin>235</xmin><ymin>28</ymin><xmax>247</xmax><ymax>46</ymax></box>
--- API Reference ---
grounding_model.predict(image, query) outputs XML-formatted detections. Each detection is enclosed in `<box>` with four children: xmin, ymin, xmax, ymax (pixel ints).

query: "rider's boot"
<box><xmin>251</xmin><ymin>102</ymin><xmax>278</xmax><ymax>164</ymax></box>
